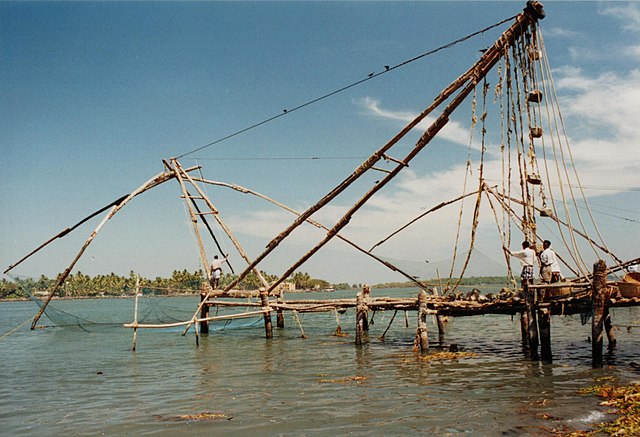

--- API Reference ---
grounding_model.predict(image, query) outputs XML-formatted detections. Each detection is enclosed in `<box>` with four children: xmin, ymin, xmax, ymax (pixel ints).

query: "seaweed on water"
<box><xmin>154</xmin><ymin>412</ymin><xmax>232</xmax><ymax>422</ymax></box>
<box><xmin>572</xmin><ymin>382</ymin><xmax>640</xmax><ymax>436</ymax></box>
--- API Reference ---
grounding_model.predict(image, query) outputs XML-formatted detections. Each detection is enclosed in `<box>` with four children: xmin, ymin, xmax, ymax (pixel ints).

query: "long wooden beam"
<box><xmin>30</xmin><ymin>168</ymin><xmax>196</xmax><ymax>329</ymax></box>
<box><xmin>5</xmin><ymin>166</ymin><xmax>199</xmax><ymax>276</ymax></box>
<box><xmin>221</xmin><ymin>2</ymin><xmax>544</xmax><ymax>294</ymax></box>
<box><xmin>191</xmin><ymin>176</ymin><xmax>430</xmax><ymax>289</ymax></box>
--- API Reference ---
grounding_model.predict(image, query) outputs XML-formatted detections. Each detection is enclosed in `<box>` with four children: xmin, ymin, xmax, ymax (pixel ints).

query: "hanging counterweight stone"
<box><xmin>527</xmin><ymin>90</ymin><xmax>543</xmax><ymax>103</ymax></box>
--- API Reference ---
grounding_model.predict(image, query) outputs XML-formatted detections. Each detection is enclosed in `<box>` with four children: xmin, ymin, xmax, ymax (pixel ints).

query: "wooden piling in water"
<box><xmin>592</xmin><ymin>259</ymin><xmax>607</xmax><ymax>368</ymax></box>
<box><xmin>132</xmin><ymin>276</ymin><xmax>140</xmax><ymax>351</ymax></box>
<box><xmin>604</xmin><ymin>307</ymin><xmax>616</xmax><ymax>349</ymax></box>
<box><xmin>414</xmin><ymin>290</ymin><xmax>429</xmax><ymax>353</ymax></box>
<box><xmin>524</xmin><ymin>283</ymin><xmax>539</xmax><ymax>360</ymax></box>
<box><xmin>200</xmin><ymin>291</ymin><xmax>209</xmax><ymax>334</ymax></box>
<box><xmin>276</xmin><ymin>292</ymin><xmax>285</xmax><ymax>329</ymax></box>
<box><xmin>362</xmin><ymin>285</ymin><xmax>370</xmax><ymax>332</ymax></box>
<box><xmin>355</xmin><ymin>291</ymin><xmax>367</xmax><ymax>345</ymax></box>
<box><xmin>520</xmin><ymin>310</ymin><xmax>530</xmax><ymax>354</ymax></box>
<box><xmin>260</xmin><ymin>289</ymin><xmax>273</xmax><ymax>339</ymax></box>
<box><xmin>538</xmin><ymin>307</ymin><xmax>552</xmax><ymax>363</ymax></box>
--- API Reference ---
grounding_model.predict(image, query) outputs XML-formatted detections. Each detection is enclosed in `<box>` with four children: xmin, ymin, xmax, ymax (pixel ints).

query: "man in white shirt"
<box><xmin>539</xmin><ymin>240</ymin><xmax>561</xmax><ymax>283</ymax></box>
<box><xmin>504</xmin><ymin>241</ymin><xmax>536</xmax><ymax>285</ymax></box>
<box><xmin>210</xmin><ymin>254</ymin><xmax>229</xmax><ymax>289</ymax></box>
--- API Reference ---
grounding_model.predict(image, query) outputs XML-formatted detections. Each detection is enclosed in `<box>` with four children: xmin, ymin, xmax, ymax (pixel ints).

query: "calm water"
<box><xmin>1</xmin><ymin>289</ymin><xmax>639</xmax><ymax>436</ymax></box>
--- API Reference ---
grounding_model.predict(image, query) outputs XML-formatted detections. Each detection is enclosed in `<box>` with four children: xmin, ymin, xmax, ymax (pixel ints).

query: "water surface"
<box><xmin>1</xmin><ymin>290</ymin><xmax>639</xmax><ymax>436</ymax></box>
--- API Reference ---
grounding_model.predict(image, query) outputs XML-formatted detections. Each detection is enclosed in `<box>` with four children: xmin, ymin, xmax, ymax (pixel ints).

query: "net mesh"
<box><xmin>3</xmin><ymin>273</ymin><xmax>262</xmax><ymax>332</ymax></box>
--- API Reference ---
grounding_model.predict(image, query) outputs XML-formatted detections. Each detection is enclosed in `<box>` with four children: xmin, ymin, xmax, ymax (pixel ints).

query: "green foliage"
<box><xmin>1</xmin><ymin>269</ymin><xmax>206</xmax><ymax>299</ymax></box>
<box><xmin>372</xmin><ymin>276</ymin><xmax>511</xmax><ymax>289</ymax></box>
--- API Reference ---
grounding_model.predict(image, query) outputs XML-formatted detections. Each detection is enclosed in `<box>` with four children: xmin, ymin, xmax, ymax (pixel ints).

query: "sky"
<box><xmin>2</xmin><ymin>1</ymin><xmax>639</xmax><ymax>286</ymax></box>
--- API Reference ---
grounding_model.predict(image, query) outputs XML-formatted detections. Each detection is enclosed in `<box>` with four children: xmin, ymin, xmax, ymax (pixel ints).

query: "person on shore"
<box><xmin>504</xmin><ymin>241</ymin><xmax>536</xmax><ymax>285</ymax></box>
<box><xmin>539</xmin><ymin>240</ymin><xmax>561</xmax><ymax>284</ymax></box>
<box><xmin>210</xmin><ymin>254</ymin><xmax>229</xmax><ymax>289</ymax></box>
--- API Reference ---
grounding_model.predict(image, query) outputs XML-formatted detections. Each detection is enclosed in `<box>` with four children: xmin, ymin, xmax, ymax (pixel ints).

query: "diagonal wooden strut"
<box><xmin>29</xmin><ymin>168</ymin><xmax>198</xmax><ymax>329</ymax></box>
<box><xmin>222</xmin><ymin>3</ymin><xmax>545</xmax><ymax>294</ymax></box>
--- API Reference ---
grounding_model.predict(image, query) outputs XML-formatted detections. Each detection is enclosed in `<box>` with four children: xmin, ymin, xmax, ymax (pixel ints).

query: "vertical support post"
<box><xmin>355</xmin><ymin>291</ymin><xmax>367</xmax><ymax>345</ymax></box>
<box><xmin>592</xmin><ymin>259</ymin><xmax>607</xmax><ymax>368</ymax></box>
<box><xmin>604</xmin><ymin>307</ymin><xmax>617</xmax><ymax>349</ymax></box>
<box><xmin>260</xmin><ymin>288</ymin><xmax>273</xmax><ymax>339</ymax></box>
<box><xmin>362</xmin><ymin>285</ymin><xmax>370</xmax><ymax>332</ymax></box>
<box><xmin>520</xmin><ymin>310</ymin><xmax>530</xmax><ymax>354</ymax></box>
<box><xmin>276</xmin><ymin>291</ymin><xmax>285</xmax><ymax>329</ymax></box>
<box><xmin>524</xmin><ymin>283</ymin><xmax>539</xmax><ymax>360</ymax></box>
<box><xmin>414</xmin><ymin>289</ymin><xmax>429</xmax><ymax>353</ymax></box>
<box><xmin>132</xmin><ymin>275</ymin><xmax>140</xmax><ymax>352</ymax></box>
<box><xmin>537</xmin><ymin>307</ymin><xmax>552</xmax><ymax>363</ymax></box>
<box><xmin>199</xmin><ymin>291</ymin><xmax>209</xmax><ymax>334</ymax></box>
<box><xmin>433</xmin><ymin>287</ymin><xmax>445</xmax><ymax>343</ymax></box>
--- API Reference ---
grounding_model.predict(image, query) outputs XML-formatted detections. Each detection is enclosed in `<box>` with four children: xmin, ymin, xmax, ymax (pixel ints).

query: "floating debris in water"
<box><xmin>317</xmin><ymin>375</ymin><xmax>368</xmax><ymax>384</ymax></box>
<box><xmin>155</xmin><ymin>412</ymin><xmax>232</xmax><ymax>422</ymax></box>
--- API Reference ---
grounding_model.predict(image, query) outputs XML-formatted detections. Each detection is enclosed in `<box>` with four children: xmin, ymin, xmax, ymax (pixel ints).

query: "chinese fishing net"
<box><xmin>3</xmin><ymin>273</ymin><xmax>262</xmax><ymax>333</ymax></box>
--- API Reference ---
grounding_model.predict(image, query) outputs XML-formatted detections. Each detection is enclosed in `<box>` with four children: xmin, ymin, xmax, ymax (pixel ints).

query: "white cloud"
<box><xmin>358</xmin><ymin>96</ymin><xmax>501</xmax><ymax>156</ymax></box>
<box><xmin>601</xmin><ymin>3</ymin><xmax>640</xmax><ymax>32</ymax></box>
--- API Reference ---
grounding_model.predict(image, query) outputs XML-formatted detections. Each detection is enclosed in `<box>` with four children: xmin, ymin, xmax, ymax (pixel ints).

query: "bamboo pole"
<box><xmin>5</xmin><ymin>166</ymin><xmax>200</xmax><ymax>276</ymax></box>
<box><xmin>260</xmin><ymin>289</ymin><xmax>273</xmax><ymax>339</ymax></box>
<box><xmin>524</xmin><ymin>282</ymin><xmax>540</xmax><ymax>360</ymax></box>
<box><xmin>123</xmin><ymin>309</ymin><xmax>269</xmax><ymax>329</ymax></box>
<box><xmin>355</xmin><ymin>291</ymin><xmax>366</xmax><ymax>346</ymax></box>
<box><xmin>30</xmin><ymin>169</ymin><xmax>185</xmax><ymax>330</ymax></box>
<box><xmin>592</xmin><ymin>259</ymin><xmax>607</xmax><ymax>368</ymax></box>
<box><xmin>414</xmin><ymin>290</ymin><xmax>429</xmax><ymax>352</ymax></box>
<box><xmin>169</xmin><ymin>159</ymin><xmax>271</xmax><ymax>336</ymax></box>
<box><xmin>369</xmin><ymin>189</ymin><xmax>484</xmax><ymax>252</ymax></box>
<box><xmin>263</xmin><ymin>12</ymin><xmax>544</xmax><ymax>296</ymax></box>
<box><xmin>221</xmin><ymin>4</ymin><xmax>544</xmax><ymax>294</ymax></box>
<box><xmin>192</xmin><ymin>176</ymin><xmax>429</xmax><ymax>289</ymax></box>
<box><xmin>132</xmin><ymin>275</ymin><xmax>140</xmax><ymax>351</ymax></box>
<box><xmin>491</xmin><ymin>190</ymin><xmax>623</xmax><ymax>265</ymax></box>
<box><xmin>172</xmin><ymin>159</ymin><xmax>269</xmax><ymax>287</ymax></box>
<box><xmin>538</xmin><ymin>307</ymin><xmax>552</xmax><ymax>363</ymax></box>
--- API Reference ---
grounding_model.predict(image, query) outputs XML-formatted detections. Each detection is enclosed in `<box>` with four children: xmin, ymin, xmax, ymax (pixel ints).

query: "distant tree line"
<box><xmin>372</xmin><ymin>276</ymin><xmax>511</xmax><ymax>289</ymax></box>
<box><xmin>0</xmin><ymin>269</ymin><xmax>332</xmax><ymax>300</ymax></box>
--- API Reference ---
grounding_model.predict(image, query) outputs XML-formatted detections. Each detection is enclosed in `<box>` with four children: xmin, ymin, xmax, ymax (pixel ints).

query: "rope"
<box><xmin>447</xmin><ymin>86</ymin><xmax>478</xmax><ymax>289</ymax></box>
<box><xmin>534</xmin><ymin>32</ymin><xmax>590</xmax><ymax>276</ymax></box>
<box><xmin>0</xmin><ymin>316</ymin><xmax>33</xmax><ymax>341</ymax></box>
<box><xmin>537</xmin><ymin>28</ymin><xmax>623</xmax><ymax>272</ymax></box>
<box><xmin>174</xmin><ymin>15</ymin><xmax>519</xmax><ymax>159</ymax></box>
<box><xmin>451</xmin><ymin>78</ymin><xmax>490</xmax><ymax>292</ymax></box>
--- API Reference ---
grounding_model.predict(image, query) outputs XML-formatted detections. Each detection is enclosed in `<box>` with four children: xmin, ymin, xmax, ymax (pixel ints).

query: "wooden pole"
<box><xmin>276</xmin><ymin>292</ymin><xmax>285</xmax><ymax>329</ymax></box>
<box><xmin>193</xmin><ymin>176</ymin><xmax>429</xmax><ymax>289</ymax></box>
<box><xmin>132</xmin><ymin>275</ymin><xmax>140</xmax><ymax>351</ymax></box>
<box><xmin>5</xmin><ymin>166</ymin><xmax>199</xmax><ymax>276</ymax></box>
<box><xmin>260</xmin><ymin>289</ymin><xmax>273</xmax><ymax>339</ymax></box>
<box><xmin>604</xmin><ymin>307</ymin><xmax>617</xmax><ymax>349</ymax></box>
<box><xmin>433</xmin><ymin>286</ymin><xmax>446</xmax><ymax>344</ymax></box>
<box><xmin>30</xmin><ymin>169</ymin><xmax>183</xmax><ymax>330</ymax></box>
<box><xmin>355</xmin><ymin>291</ymin><xmax>366</xmax><ymax>346</ymax></box>
<box><xmin>520</xmin><ymin>310</ymin><xmax>530</xmax><ymax>354</ymax></box>
<box><xmin>414</xmin><ymin>290</ymin><xmax>429</xmax><ymax>353</ymax></box>
<box><xmin>223</xmin><ymin>4</ymin><xmax>545</xmax><ymax>295</ymax></box>
<box><xmin>362</xmin><ymin>285</ymin><xmax>370</xmax><ymax>332</ymax></box>
<box><xmin>200</xmin><ymin>291</ymin><xmax>209</xmax><ymax>334</ymax></box>
<box><xmin>524</xmin><ymin>283</ymin><xmax>539</xmax><ymax>360</ymax></box>
<box><xmin>592</xmin><ymin>259</ymin><xmax>607</xmax><ymax>368</ymax></box>
<box><xmin>538</xmin><ymin>307</ymin><xmax>552</xmax><ymax>363</ymax></box>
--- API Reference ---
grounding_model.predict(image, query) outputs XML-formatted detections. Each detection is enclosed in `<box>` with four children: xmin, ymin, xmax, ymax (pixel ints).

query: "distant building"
<box><xmin>274</xmin><ymin>281</ymin><xmax>296</xmax><ymax>293</ymax></box>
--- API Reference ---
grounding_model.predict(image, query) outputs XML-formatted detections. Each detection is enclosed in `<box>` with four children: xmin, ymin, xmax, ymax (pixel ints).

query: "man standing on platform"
<box><xmin>504</xmin><ymin>241</ymin><xmax>536</xmax><ymax>285</ymax></box>
<box><xmin>540</xmin><ymin>240</ymin><xmax>561</xmax><ymax>283</ymax></box>
<box><xmin>210</xmin><ymin>254</ymin><xmax>229</xmax><ymax>289</ymax></box>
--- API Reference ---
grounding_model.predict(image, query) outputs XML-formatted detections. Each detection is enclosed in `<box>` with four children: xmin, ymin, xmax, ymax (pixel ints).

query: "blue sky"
<box><xmin>2</xmin><ymin>1</ymin><xmax>639</xmax><ymax>285</ymax></box>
